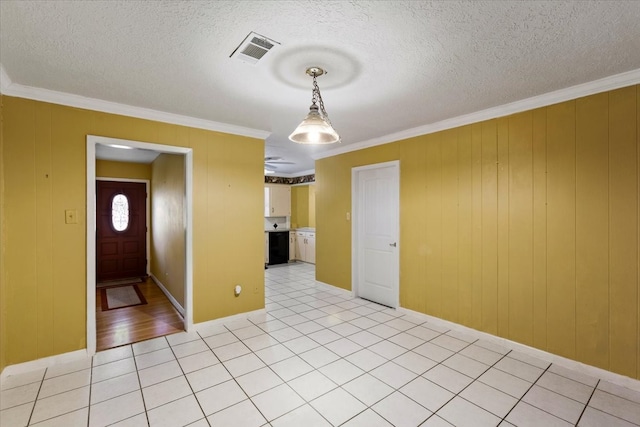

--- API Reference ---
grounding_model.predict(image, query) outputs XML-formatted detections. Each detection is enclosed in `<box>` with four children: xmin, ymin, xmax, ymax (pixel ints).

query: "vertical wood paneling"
<box><xmin>609</xmin><ymin>86</ymin><xmax>638</xmax><ymax>378</ymax></box>
<box><xmin>471</xmin><ymin>124</ymin><xmax>483</xmax><ymax>329</ymax></box>
<box><xmin>546</xmin><ymin>101</ymin><xmax>577</xmax><ymax>359</ymax></box>
<box><xmin>51</xmin><ymin>106</ymin><xmax>90</xmax><ymax>353</ymax></box>
<box><xmin>481</xmin><ymin>120</ymin><xmax>498</xmax><ymax>334</ymax></box>
<box><xmin>206</xmin><ymin>132</ymin><xmax>230</xmax><ymax>317</ymax></box>
<box><xmin>425</xmin><ymin>133</ymin><xmax>443</xmax><ymax>317</ymax></box>
<box><xmin>458</xmin><ymin>126</ymin><xmax>473</xmax><ymax>327</ymax></box>
<box><xmin>575</xmin><ymin>92</ymin><xmax>609</xmax><ymax>370</ymax></box>
<box><xmin>532</xmin><ymin>108</ymin><xmax>548</xmax><ymax>349</ymax></box>
<box><xmin>400</xmin><ymin>137</ymin><xmax>427</xmax><ymax>312</ymax></box>
<box><xmin>441</xmin><ymin>129</ymin><xmax>459</xmax><ymax>322</ymax></box>
<box><xmin>507</xmin><ymin>112</ymin><xmax>534</xmax><ymax>346</ymax></box>
<box><xmin>189</xmin><ymin>130</ymin><xmax>208</xmax><ymax>323</ymax></box>
<box><xmin>4</xmin><ymin>98</ymin><xmax>39</xmax><ymax>363</ymax></box>
<box><xmin>497</xmin><ymin>117</ymin><xmax>510</xmax><ymax>337</ymax></box>
<box><xmin>35</xmin><ymin>102</ymin><xmax>54</xmax><ymax>358</ymax></box>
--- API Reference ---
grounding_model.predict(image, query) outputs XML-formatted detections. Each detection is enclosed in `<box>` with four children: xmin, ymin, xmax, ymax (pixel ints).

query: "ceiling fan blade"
<box><xmin>266</xmin><ymin>161</ymin><xmax>295</xmax><ymax>165</ymax></box>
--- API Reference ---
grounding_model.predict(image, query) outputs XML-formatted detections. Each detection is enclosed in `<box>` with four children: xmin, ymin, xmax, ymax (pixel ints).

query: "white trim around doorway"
<box><xmin>86</xmin><ymin>135</ymin><xmax>194</xmax><ymax>357</ymax></box>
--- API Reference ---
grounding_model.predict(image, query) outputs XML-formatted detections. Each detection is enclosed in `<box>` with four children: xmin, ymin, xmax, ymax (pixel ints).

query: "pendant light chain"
<box><xmin>311</xmin><ymin>72</ymin><xmax>336</xmax><ymax>134</ymax></box>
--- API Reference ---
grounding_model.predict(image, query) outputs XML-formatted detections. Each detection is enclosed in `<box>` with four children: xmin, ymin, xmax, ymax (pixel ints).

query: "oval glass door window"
<box><xmin>112</xmin><ymin>194</ymin><xmax>130</xmax><ymax>231</ymax></box>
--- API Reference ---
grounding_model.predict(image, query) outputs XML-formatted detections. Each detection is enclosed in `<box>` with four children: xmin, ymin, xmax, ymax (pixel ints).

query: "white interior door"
<box><xmin>353</xmin><ymin>161</ymin><xmax>399</xmax><ymax>307</ymax></box>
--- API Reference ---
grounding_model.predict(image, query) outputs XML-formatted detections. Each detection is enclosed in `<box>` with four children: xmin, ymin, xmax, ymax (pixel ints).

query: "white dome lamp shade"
<box><xmin>289</xmin><ymin>67</ymin><xmax>340</xmax><ymax>145</ymax></box>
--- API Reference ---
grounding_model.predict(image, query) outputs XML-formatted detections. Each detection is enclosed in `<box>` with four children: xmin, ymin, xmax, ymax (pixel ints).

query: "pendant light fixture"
<box><xmin>289</xmin><ymin>67</ymin><xmax>340</xmax><ymax>144</ymax></box>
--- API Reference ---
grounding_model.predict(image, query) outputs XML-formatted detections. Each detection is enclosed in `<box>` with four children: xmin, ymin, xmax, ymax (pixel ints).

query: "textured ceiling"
<box><xmin>2</xmin><ymin>1</ymin><xmax>640</xmax><ymax>174</ymax></box>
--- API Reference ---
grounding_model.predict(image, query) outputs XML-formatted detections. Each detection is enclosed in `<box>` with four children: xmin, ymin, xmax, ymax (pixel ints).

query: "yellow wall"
<box><xmin>150</xmin><ymin>154</ymin><xmax>185</xmax><ymax>306</ymax></box>
<box><xmin>291</xmin><ymin>185</ymin><xmax>309</xmax><ymax>228</ymax></box>
<box><xmin>96</xmin><ymin>159</ymin><xmax>151</xmax><ymax>181</ymax></box>
<box><xmin>316</xmin><ymin>85</ymin><xmax>640</xmax><ymax>380</ymax></box>
<box><xmin>291</xmin><ymin>184</ymin><xmax>316</xmax><ymax>229</ymax></box>
<box><xmin>0</xmin><ymin>96</ymin><xmax>265</xmax><ymax>371</ymax></box>
<box><xmin>308</xmin><ymin>184</ymin><xmax>316</xmax><ymax>228</ymax></box>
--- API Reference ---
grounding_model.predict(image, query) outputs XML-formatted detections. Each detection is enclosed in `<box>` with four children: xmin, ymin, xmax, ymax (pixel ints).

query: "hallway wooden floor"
<box><xmin>96</xmin><ymin>277</ymin><xmax>184</xmax><ymax>351</ymax></box>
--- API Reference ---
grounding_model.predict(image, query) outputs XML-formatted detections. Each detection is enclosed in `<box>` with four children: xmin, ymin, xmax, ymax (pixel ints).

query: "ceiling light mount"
<box><xmin>289</xmin><ymin>66</ymin><xmax>340</xmax><ymax>145</ymax></box>
<box><xmin>305</xmin><ymin>67</ymin><xmax>325</xmax><ymax>77</ymax></box>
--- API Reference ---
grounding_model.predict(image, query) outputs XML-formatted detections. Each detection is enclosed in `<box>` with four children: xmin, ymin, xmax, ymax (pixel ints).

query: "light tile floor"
<box><xmin>2</xmin><ymin>263</ymin><xmax>640</xmax><ymax>426</ymax></box>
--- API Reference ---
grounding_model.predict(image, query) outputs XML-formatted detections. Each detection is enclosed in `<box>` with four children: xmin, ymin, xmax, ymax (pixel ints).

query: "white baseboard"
<box><xmin>193</xmin><ymin>308</ymin><xmax>267</xmax><ymax>332</ymax></box>
<box><xmin>150</xmin><ymin>274</ymin><xmax>185</xmax><ymax>316</ymax></box>
<box><xmin>397</xmin><ymin>306</ymin><xmax>640</xmax><ymax>393</ymax></box>
<box><xmin>314</xmin><ymin>280</ymin><xmax>354</xmax><ymax>298</ymax></box>
<box><xmin>1</xmin><ymin>349</ymin><xmax>89</xmax><ymax>379</ymax></box>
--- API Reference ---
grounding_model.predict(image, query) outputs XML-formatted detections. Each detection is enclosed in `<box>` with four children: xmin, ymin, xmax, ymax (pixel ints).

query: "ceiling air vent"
<box><xmin>230</xmin><ymin>32</ymin><xmax>280</xmax><ymax>65</ymax></box>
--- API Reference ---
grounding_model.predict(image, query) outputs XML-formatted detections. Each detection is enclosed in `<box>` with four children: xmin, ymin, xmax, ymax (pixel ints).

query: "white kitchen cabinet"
<box><xmin>264</xmin><ymin>184</ymin><xmax>291</xmax><ymax>217</ymax></box>
<box><xmin>305</xmin><ymin>233</ymin><xmax>316</xmax><ymax>264</ymax></box>
<box><xmin>295</xmin><ymin>231</ymin><xmax>315</xmax><ymax>264</ymax></box>
<box><xmin>289</xmin><ymin>231</ymin><xmax>296</xmax><ymax>261</ymax></box>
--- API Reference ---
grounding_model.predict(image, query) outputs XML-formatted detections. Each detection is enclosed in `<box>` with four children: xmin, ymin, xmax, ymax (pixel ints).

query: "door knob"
<box><xmin>389</xmin><ymin>242</ymin><xmax>397</xmax><ymax>247</ymax></box>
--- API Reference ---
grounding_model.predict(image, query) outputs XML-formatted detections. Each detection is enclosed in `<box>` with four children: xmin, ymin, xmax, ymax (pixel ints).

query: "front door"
<box><xmin>354</xmin><ymin>162</ymin><xmax>399</xmax><ymax>307</ymax></box>
<box><xmin>96</xmin><ymin>180</ymin><xmax>147</xmax><ymax>282</ymax></box>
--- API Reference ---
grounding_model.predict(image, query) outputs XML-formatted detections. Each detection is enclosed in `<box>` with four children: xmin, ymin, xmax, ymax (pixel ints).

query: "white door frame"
<box><xmin>86</xmin><ymin>135</ymin><xmax>194</xmax><ymax>356</ymax></box>
<box><xmin>351</xmin><ymin>160</ymin><xmax>400</xmax><ymax>308</ymax></box>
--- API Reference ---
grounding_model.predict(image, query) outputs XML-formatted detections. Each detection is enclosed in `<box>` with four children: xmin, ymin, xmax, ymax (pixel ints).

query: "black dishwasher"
<box><xmin>268</xmin><ymin>231</ymin><xmax>289</xmax><ymax>265</ymax></box>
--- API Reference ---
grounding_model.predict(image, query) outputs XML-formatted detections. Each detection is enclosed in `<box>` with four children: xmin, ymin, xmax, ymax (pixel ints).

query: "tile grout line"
<box><xmin>499</xmin><ymin>361</ymin><xmax>551</xmax><ymax>425</ymax></box>
<box><xmin>574</xmin><ymin>379</ymin><xmax>600</xmax><ymax>426</ymax></box>
<box><xmin>403</xmin><ymin>337</ymin><xmax>502</xmax><ymax>425</ymax></box>
<box><xmin>134</xmin><ymin>339</ymin><xmax>162</xmax><ymax>427</ymax></box>
<box><xmin>200</xmin><ymin>325</ymin><xmax>275</xmax><ymax>425</ymax></box>
<box><xmin>272</xmin><ymin>289</ymin><xmax>450</xmax><ymax>425</ymax></box>
<box><xmin>240</xmin><ymin>300</ymin><xmax>352</xmax><ymax>425</ymax></box>
<box><xmin>166</xmin><ymin>333</ymin><xmax>213</xmax><ymax>426</ymax></box>
<box><xmin>250</xmin><ymin>272</ymin><xmax>396</xmax><ymax>424</ymax></box>
<box><xmin>86</xmin><ymin>363</ymin><xmax>92</xmax><ymax>427</ymax></box>
<box><xmin>25</xmin><ymin>367</ymin><xmax>46</xmax><ymax>426</ymax></box>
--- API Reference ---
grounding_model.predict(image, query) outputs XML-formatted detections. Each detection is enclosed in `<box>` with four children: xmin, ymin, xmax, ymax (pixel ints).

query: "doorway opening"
<box><xmin>351</xmin><ymin>160</ymin><xmax>400</xmax><ymax>308</ymax></box>
<box><xmin>87</xmin><ymin>135</ymin><xmax>194</xmax><ymax>356</ymax></box>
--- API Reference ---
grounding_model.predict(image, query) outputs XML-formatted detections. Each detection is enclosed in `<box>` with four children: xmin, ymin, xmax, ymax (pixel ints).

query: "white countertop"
<box><xmin>264</xmin><ymin>227</ymin><xmax>316</xmax><ymax>233</ymax></box>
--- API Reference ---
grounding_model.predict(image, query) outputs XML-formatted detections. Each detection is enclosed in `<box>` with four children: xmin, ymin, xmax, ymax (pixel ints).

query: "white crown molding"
<box><xmin>0</xmin><ymin>63</ymin><xmax>270</xmax><ymax>140</ymax></box>
<box><xmin>314</xmin><ymin>68</ymin><xmax>640</xmax><ymax>160</ymax></box>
